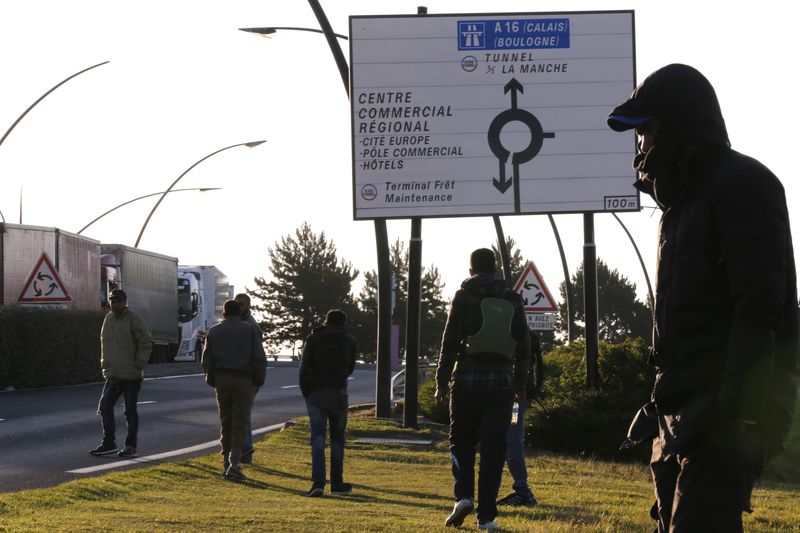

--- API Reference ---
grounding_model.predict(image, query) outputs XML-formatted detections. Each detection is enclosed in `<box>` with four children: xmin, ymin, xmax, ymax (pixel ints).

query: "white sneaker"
<box><xmin>477</xmin><ymin>519</ymin><xmax>499</xmax><ymax>530</ymax></box>
<box><xmin>445</xmin><ymin>498</ymin><xmax>474</xmax><ymax>527</ymax></box>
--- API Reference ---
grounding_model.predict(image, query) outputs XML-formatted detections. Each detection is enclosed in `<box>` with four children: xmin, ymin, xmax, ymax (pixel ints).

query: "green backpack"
<box><xmin>464</xmin><ymin>297</ymin><xmax>517</xmax><ymax>360</ymax></box>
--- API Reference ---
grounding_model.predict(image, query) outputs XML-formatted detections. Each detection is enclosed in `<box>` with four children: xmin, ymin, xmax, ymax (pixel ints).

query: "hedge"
<box><xmin>0</xmin><ymin>305</ymin><xmax>105</xmax><ymax>389</ymax></box>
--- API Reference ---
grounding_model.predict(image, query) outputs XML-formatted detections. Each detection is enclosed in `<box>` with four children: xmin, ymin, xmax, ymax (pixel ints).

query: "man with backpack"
<box><xmin>436</xmin><ymin>248</ymin><xmax>530</xmax><ymax>531</ymax></box>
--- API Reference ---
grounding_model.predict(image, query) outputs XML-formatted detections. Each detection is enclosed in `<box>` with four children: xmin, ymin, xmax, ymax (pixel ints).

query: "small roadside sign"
<box><xmin>17</xmin><ymin>253</ymin><xmax>72</xmax><ymax>304</ymax></box>
<box><xmin>527</xmin><ymin>313</ymin><xmax>555</xmax><ymax>331</ymax></box>
<box><xmin>513</xmin><ymin>260</ymin><xmax>557</xmax><ymax>313</ymax></box>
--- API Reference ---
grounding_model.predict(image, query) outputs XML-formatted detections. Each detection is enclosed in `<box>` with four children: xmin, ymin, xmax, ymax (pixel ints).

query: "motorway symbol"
<box><xmin>487</xmin><ymin>78</ymin><xmax>555</xmax><ymax>213</ymax></box>
<box><xmin>17</xmin><ymin>253</ymin><xmax>72</xmax><ymax>303</ymax></box>
<box><xmin>512</xmin><ymin>260</ymin><xmax>557</xmax><ymax>313</ymax></box>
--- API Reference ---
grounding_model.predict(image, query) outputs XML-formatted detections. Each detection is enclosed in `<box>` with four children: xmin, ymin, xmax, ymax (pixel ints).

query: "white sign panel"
<box><xmin>527</xmin><ymin>313</ymin><xmax>555</xmax><ymax>331</ymax></box>
<box><xmin>350</xmin><ymin>11</ymin><xmax>637</xmax><ymax>220</ymax></box>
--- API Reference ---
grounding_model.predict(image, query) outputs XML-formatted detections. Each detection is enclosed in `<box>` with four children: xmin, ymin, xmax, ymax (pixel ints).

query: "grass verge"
<box><xmin>0</xmin><ymin>412</ymin><xmax>798</xmax><ymax>532</ymax></box>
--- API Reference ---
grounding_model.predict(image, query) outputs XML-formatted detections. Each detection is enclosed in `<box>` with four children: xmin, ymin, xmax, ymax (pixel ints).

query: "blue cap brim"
<box><xmin>608</xmin><ymin>114</ymin><xmax>651</xmax><ymax>132</ymax></box>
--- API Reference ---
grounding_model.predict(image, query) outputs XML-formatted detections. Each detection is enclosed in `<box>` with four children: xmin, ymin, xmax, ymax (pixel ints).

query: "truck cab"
<box><xmin>175</xmin><ymin>266</ymin><xmax>232</xmax><ymax>362</ymax></box>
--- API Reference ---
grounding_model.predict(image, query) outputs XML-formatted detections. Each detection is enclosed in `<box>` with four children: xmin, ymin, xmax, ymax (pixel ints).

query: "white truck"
<box><xmin>174</xmin><ymin>265</ymin><xmax>233</xmax><ymax>362</ymax></box>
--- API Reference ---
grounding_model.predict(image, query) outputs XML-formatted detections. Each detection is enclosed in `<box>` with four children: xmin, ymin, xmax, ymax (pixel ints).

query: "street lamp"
<box><xmin>77</xmin><ymin>187</ymin><xmax>221</xmax><ymax>235</ymax></box>
<box><xmin>239</xmin><ymin>26</ymin><xmax>348</xmax><ymax>40</ymax></box>
<box><xmin>134</xmin><ymin>140</ymin><xmax>265</xmax><ymax>248</ymax></box>
<box><xmin>0</xmin><ymin>61</ymin><xmax>110</xmax><ymax>224</ymax></box>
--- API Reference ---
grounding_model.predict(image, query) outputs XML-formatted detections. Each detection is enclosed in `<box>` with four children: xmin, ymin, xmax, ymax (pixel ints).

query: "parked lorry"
<box><xmin>1</xmin><ymin>223</ymin><xmax>100</xmax><ymax>310</ymax></box>
<box><xmin>174</xmin><ymin>265</ymin><xmax>233</xmax><ymax>362</ymax></box>
<box><xmin>100</xmin><ymin>244</ymin><xmax>179</xmax><ymax>362</ymax></box>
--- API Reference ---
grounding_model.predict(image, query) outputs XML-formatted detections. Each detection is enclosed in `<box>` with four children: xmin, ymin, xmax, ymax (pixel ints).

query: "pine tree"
<box><xmin>248</xmin><ymin>223</ymin><xmax>359</xmax><ymax>353</ymax></box>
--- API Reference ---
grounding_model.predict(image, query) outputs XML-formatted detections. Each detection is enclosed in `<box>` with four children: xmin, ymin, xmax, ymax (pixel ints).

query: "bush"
<box><xmin>0</xmin><ymin>306</ymin><xmax>105</xmax><ymax>389</ymax></box>
<box><xmin>526</xmin><ymin>338</ymin><xmax>653</xmax><ymax>460</ymax></box>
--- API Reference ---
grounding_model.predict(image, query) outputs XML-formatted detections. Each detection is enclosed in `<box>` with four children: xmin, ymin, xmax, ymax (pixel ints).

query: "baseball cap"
<box><xmin>607</xmin><ymin>96</ymin><xmax>652</xmax><ymax>132</ymax></box>
<box><xmin>109</xmin><ymin>289</ymin><xmax>127</xmax><ymax>301</ymax></box>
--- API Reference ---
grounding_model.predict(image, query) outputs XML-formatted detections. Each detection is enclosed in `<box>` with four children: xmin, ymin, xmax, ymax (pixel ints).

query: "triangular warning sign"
<box><xmin>512</xmin><ymin>261</ymin><xmax>557</xmax><ymax>313</ymax></box>
<box><xmin>18</xmin><ymin>253</ymin><xmax>72</xmax><ymax>303</ymax></box>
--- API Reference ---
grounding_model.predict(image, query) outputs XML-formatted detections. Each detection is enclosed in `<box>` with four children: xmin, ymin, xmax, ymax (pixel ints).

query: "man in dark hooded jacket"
<box><xmin>299</xmin><ymin>308</ymin><xmax>357</xmax><ymax>497</ymax></box>
<box><xmin>608</xmin><ymin>63</ymin><xmax>799</xmax><ymax>532</ymax></box>
<box><xmin>435</xmin><ymin>248</ymin><xmax>530</xmax><ymax>530</ymax></box>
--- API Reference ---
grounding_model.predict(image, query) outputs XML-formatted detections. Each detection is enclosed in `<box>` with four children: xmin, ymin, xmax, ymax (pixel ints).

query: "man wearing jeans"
<box><xmin>299</xmin><ymin>309</ymin><xmax>357</xmax><ymax>497</ymax></box>
<box><xmin>90</xmin><ymin>289</ymin><xmax>152</xmax><ymax>458</ymax></box>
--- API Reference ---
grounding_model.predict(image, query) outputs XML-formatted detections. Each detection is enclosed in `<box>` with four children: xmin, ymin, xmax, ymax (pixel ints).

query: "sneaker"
<box><xmin>330</xmin><ymin>482</ymin><xmax>352</xmax><ymax>494</ymax></box>
<box><xmin>445</xmin><ymin>498</ymin><xmax>474</xmax><ymax>527</ymax></box>
<box><xmin>89</xmin><ymin>442</ymin><xmax>118</xmax><ymax>456</ymax></box>
<box><xmin>117</xmin><ymin>446</ymin><xmax>137</xmax><ymax>458</ymax></box>
<box><xmin>477</xmin><ymin>519</ymin><xmax>499</xmax><ymax>530</ymax></box>
<box><xmin>224</xmin><ymin>465</ymin><xmax>246</xmax><ymax>481</ymax></box>
<box><xmin>497</xmin><ymin>491</ymin><xmax>537</xmax><ymax>507</ymax></box>
<box><xmin>305</xmin><ymin>484</ymin><xmax>324</xmax><ymax>497</ymax></box>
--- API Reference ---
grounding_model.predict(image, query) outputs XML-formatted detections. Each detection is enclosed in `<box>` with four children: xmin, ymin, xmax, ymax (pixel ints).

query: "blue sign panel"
<box><xmin>458</xmin><ymin>18</ymin><xmax>570</xmax><ymax>51</ymax></box>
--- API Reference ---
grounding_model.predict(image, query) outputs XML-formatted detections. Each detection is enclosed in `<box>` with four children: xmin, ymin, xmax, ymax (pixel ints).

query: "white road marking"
<box><xmin>137</xmin><ymin>401</ymin><xmax>157</xmax><ymax>405</ymax></box>
<box><xmin>281</xmin><ymin>385</ymin><xmax>299</xmax><ymax>389</ymax></box>
<box><xmin>144</xmin><ymin>373</ymin><xmax>203</xmax><ymax>382</ymax></box>
<box><xmin>67</xmin><ymin>422</ymin><xmax>286</xmax><ymax>475</ymax></box>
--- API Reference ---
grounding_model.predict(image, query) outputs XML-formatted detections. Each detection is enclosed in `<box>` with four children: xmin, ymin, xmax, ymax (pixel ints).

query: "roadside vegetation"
<box><xmin>1</xmin><ymin>414</ymin><xmax>797</xmax><ymax>532</ymax></box>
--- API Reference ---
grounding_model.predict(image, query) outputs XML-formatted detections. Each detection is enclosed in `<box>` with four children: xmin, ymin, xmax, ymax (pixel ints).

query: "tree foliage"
<box><xmin>248</xmin><ymin>223</ymin><xmax>359</xmax><ymax>353</ymax></box>
<box><xmin>358</xmin><ymin>239</ymin><xmax>448</xmax><ymax>361</ymax></box>
<box><xmin>556</xmin><ymin>258</ymin><xmax>652</xmax><ymax>344</ymax></box>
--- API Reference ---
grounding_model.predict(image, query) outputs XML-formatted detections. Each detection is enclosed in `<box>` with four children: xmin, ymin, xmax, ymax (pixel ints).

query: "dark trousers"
<box><xmin>215</xmin><ymin>373</ymin><xmax>257</xmax><ymax>468</ymax></box>
<box><xmin>650</xmin><ymin>434</ymin><xmax>754</xmax><ymax>533</ymax></box>
<box><xmin>449</xmin><ymin>387</ymin><xmax>514</xmax><ymax>523</ymax></box>
<box><xmin>97</xmin><ymin>379</ymin><xmax>142</xmax><ymax>448</ymax></box>
<box><xmin>306</xmin><ymin>388</ymin><xmax>349</xmax><ymax>485</ymax></box>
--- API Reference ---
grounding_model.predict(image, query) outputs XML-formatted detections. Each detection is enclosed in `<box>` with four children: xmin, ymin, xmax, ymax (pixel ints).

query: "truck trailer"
<box><xmin>100</xmin><ymin>244</ymin><xmax>179</xmax><ymax>362</ymax></box>
<box><xmin>175</xmin><ymin>265</ymin><xmax>233</xmax><ymax>361</ymax></box>
<box><xmin>0</xmin><ymin>223</ymin><xmax>100</xmax><ymax>310</ymax></box>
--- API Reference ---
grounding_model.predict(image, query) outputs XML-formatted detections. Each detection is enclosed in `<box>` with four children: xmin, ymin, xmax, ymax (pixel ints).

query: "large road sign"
<box><xmin>350</xmin><ymin>11</ymin><xmax>637</xmax><ymax>220</ymax></box>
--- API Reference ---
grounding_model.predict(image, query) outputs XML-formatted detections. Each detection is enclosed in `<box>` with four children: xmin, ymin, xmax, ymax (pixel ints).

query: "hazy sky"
<box><xmin>1</xmin><ymin>1</ymin><xmax>796</xmax><ymax>307</ymax></box>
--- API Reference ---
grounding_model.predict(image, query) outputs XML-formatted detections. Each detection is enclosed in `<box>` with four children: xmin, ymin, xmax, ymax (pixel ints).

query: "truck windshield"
<box><xmin>177</xmin><ymin>278</ymin><xmax>193</xmax><ymax>323</ymax></box>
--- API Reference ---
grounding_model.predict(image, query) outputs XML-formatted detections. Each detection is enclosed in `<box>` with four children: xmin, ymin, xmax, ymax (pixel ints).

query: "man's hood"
<box><xmin>461</xmin><ymin>273</ymin><xmax>507</xmax><ymax>298</ymax></box>
<box><xmin>608</xmin><ymin>63</ymin><xmax>730</xmax><ymax>148</ymax></box>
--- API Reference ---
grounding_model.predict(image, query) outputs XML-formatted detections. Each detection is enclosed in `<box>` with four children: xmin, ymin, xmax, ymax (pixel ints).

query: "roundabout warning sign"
<box><xmin>350</xmin><ymin>10</ymin><xmax>637</xmax><ymax>220</ymax></box>
<box><xmin>17</xmin><ymin>253</ymin><xmax>71</xmax><ymax>304</ymax></box>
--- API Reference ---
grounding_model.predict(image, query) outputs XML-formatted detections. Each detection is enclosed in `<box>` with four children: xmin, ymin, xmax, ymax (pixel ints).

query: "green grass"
<box><xmin>1</xmin><ymin>413</ymin><xmax>798</xmax><ymax>532</ymax></box>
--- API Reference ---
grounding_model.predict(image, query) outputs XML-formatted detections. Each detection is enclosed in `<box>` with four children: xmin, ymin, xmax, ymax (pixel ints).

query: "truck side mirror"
<box><xmin>191</xmin><ymin>293</ymin><xmax>199</xmax><ymax>318</ymax></box>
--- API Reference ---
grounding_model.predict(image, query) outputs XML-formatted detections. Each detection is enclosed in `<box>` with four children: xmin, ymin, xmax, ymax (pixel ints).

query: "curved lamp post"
<box><xmin>0</xmin><ymin>60</ymin><xmax>110</xmax><ymax>224</ymax></box>
<box><xmin>134</xmin><ymin>140</ymin><xmax>265</xmax><ymax>247</ymax></box>
<box><xmin>77</xmin><ymin>187</ymin><xmax>221</xmax><ymax>235</ymax></box>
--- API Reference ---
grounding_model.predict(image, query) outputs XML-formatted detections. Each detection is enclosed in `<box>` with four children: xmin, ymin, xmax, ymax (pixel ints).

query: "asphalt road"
<box><xmin>0</xmin><ymin>363</ymin><xmax>376</xmax><ymax>493</ymax></box>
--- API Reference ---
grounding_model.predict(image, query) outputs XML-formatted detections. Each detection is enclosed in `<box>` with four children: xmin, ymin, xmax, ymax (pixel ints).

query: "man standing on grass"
<box><xmin>436</xmin><ymin>248</ymin><xmax>530</xmax><ymax>531</ymax></box>
<box><xmin>235</xmin><ymin>292</ymin><xmax>261</xmax><ymax>465</ymax></box>
<box><xmin>202</xmin><ymin>299</ymin><xmax>267</xmax><ymax>481</ymax></box>
<box><xmin>608</xmin><ymin>64</ymin><xmax>798</xmax><ymax>531</ymax></box>
<box><xmin>91</xmin><ymin>288</ymin><xmax>152</xmax><ymax>458</ymax></box>
<box><xmin>299</xmin><ymin>308</ymin><xmax>357</xmax><ymax>497</ymax></box>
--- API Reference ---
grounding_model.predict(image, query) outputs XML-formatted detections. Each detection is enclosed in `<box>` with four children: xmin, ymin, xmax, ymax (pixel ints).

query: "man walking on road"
<box><xmin>299</xmin><ymin>309</ymin><xmax>357</xmax><ymax>497</ymax></box>
<box><xmin>436</xmin><ymin>248</ymin><xmax>530</xmax><ymax>531</ymax></box>
<box><xmin>91</xmin><ymin>288</ymin><xmax>152</xmax><ymax>458</ymax></box>
<box><xmin>202</xmin><ymin>299</ymin><xmax>267</xmax><ymax>481</ymax></box>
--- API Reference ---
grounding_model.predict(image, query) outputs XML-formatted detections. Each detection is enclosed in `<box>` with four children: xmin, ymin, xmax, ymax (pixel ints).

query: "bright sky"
<box><xmin>1</xmin><ymin>1</ymin><xmax>797</xmax><ymax>306</ymax></box>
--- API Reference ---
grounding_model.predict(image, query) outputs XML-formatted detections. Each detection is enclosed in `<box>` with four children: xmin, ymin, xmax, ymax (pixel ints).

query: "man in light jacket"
<box><xmin>90</xmin><ymin>289</ymin><xmax>152</xmax><ymax>458</ymax></box>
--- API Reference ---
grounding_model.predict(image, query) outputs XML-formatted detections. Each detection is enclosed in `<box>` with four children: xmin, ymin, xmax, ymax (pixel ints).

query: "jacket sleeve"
<box><xmin>132</xmin><ymin>314</ymin><xmax>152</xmax><ymax>370</ymax></box>
<box><xmin>348</xmin><ymin>335</ymin><xmax>357</xmax><ymax>376</ymax></box>
<box><xmin>201</xmin><ymin>331</ymin><xmax>213</xmax><ymax>374</ymax></box>
<box><xmin>251</xmin><ymin>327</ymin><xmax>267</xmax><ymax>387</ymax></box>
<box><xmin>435</xmin><ymin>289</ymin><xmax>467</xmax><ymax>392</ymax></box>
<box><xmin>715</xmin><ymin>169</ymin><xmax>787</xmax><ymax>424</ymax></box>
<box><xmin>298</xmin><ymin>335</ymin><xmax>314</xmax><ymax>397</ymax></box>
